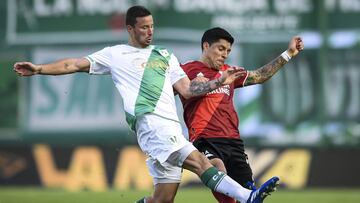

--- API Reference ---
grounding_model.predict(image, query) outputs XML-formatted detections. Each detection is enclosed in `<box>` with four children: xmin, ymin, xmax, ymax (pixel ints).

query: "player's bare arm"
<box><xmin>244</xmin><ymin>36</ymin><xmax>304</xmax><ymax>86</ymax></box>
<box><xmin>174</xmin><ymin>67</ymin><xmax>244</xmax><ymax>99</ymax></box>
<box><xmin>174</xmin><ymin>75</ymin><xmax>209</xmax><ymax>95</ymax></box>
<box><xmin>13</xmin><ymin>58</ymin><xmax>90</xmax><ymax>76</ymax></box>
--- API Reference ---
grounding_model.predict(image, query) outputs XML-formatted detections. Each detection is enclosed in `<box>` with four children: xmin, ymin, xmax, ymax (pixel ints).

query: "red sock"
<box><xmin>212</xmin><ymin>190</ymin><xmax>236</xmax><ymax>203</ymax></box>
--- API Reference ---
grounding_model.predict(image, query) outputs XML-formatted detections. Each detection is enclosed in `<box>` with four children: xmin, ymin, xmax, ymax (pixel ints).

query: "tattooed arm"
<box><xmin>244</xmin><ymin>56</ymin><xmax>288</xmax><ymax>85</ymax></box>
<box><xmin>244</xmin><ymin>36</ymin><xmax>304</xmax><ymax>86</ymax></box>
<box><xmin>174</xmin><ymin>67</ymin><xmax>245</xmax><ymax>99</ymax></box>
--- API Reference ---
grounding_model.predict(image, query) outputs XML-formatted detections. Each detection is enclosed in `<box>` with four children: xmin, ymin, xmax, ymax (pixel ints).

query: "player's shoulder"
<box><xmin>111</xmin><ymin>44</ymin><xmax>132</xmax><ymax>50</ymax></box>
<box><xmin>152</xmin><ymin>45</ymin><xmax>173</xmax><ymax>53</ymax></box>
<box><xmin>181</xmin><ymin>60</ymin><xmax>203</xmax><ymax>69</ymax></box>
<box><xmin>180</xmin><ymin>61</ymin><xmax>209</xmax><ymax>78</ymax></box>
<box><xmin>148</xmin><ymin>45</ymin><xmax>174</xmax><ymax>59</ymax></box>
<box><xmin>104</xmin><ymin>44</ymin><xmax>132</xmax><ymax>54</ymax></box>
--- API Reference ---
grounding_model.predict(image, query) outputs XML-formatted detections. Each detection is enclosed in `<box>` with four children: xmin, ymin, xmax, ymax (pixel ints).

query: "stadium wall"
<box><xmin>0</xmin><ymin>144</ymin><xmax>359</xmax><ymax>190</ymax></box>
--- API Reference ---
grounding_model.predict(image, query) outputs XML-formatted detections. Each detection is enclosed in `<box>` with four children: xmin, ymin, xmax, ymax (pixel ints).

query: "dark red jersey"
<box><xmin>180</xmin><ymin>61</ymin><xmax>248</xmax><ymax>142</ymax></box>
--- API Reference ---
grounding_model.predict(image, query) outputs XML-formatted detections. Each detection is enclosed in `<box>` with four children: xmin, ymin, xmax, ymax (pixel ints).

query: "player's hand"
<box><xmin>287</xmin><ymin>36</ymin><xmax>304</xmax><ymax>57</ymax></box>
<box><xmin>13</xmin><ymin>62</ymin><xmax>41</xmax><ymax>76</ymax></box>
<box><xmin>220</xmin><ymin>66</ymin><xmax>247</xmax><ymax>85</ymax></box>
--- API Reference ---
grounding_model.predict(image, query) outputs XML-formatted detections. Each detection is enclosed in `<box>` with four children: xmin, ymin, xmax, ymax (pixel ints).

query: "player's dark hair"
<box><xmin>201</xmin><ymin>27</ymin><xmax>234</xmax><ymax>51</ymax></box>
<box><xmin>126</xmin><ymin>5</ymin><xmax>152</xmax><ymax>26</ymax></box>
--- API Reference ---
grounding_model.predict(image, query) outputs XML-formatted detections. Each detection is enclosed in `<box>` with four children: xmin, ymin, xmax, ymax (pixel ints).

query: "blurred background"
<box><xmin>0</xmin><ymin>0</ymin><xmax>360</xmax><ymax>202</ymax></box>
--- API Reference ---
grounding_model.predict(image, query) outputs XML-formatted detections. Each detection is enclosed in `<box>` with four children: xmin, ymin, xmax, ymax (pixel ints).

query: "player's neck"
<box><xmin>199</xmin><ymin>57</ymin><xmax>218</xmax><ymax>71</ymax></box>
<box><xmin>127</xmin><ymin>39</ymin><xmax>150</xmax><ymax>49</ymax></box>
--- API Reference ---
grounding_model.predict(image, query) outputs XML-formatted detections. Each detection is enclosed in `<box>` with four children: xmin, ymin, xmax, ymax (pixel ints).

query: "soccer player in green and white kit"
<box><xmin>13</xmin><ymin>6</ymin><xmax>279</xmax><ymax>203</ymax></box>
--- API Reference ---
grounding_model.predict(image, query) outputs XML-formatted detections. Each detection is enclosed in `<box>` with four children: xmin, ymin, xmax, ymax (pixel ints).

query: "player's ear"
<box><xmin>126</xmin><ymin>25</ymin><xmax>133</xmax><ymax>33</ymax></box>
<box><xmin>202</xmin><ymin>42</ymin><xmax>210</xmax><ymax>52</ymax></box>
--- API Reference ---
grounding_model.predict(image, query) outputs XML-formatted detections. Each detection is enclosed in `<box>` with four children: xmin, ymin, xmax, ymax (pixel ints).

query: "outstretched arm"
<box><xmin>244</xmin><ymin>36</ymin><xmax>304</xmax><ymax>86</ymax></box>
<box><xmin>13</xmin><ymin>58</ymin><xmax>90</xmax><ymax>76</ymax></box>
<box><xmin>174</xmin><ymin>67</ymin><xmax>246</xmax><ymax>99</ymax></box>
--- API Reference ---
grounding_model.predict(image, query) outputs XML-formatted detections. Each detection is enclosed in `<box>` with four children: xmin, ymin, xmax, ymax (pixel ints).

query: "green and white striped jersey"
<box><xmin>86</xmin><ymin>44</ymin><xmax>187</xmax><ymax>130</ymax></box>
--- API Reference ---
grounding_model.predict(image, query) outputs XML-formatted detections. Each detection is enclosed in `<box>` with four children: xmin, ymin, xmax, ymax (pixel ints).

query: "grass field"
<box><xmin>0</xmin><ymin>187</ymin><xmax>360</xmax><ymax>203</ymax></box>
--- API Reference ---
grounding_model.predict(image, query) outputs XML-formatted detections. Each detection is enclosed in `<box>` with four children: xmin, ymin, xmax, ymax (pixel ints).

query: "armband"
<box><xmin>281</xmin><ymin>50</ymin><xmax>292</xmax><ymax>62</ymax></box>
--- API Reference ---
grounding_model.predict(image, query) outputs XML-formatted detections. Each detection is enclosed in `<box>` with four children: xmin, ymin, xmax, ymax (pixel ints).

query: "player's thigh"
<box><xmin>193</xmin><ymin>137</ymin><xmax>223</xmax><ymax>161</ymax></box>
<box><xmin>193</xmin><ymin>138</ymin><xmax>227</xmax><ymax>173</ymax></box>
<box><xmin>227</xmin><ymin>151</ymin><xmax>254</xmax><ymax>187</ymax></box>
<box><xmin>146</xmin><ymin>158</ymin><xmax>183</xmax><ymax>185</ymax></box>
<box><xmin>152</xmin><ymin>183</ymin><xmax>180</xmax><ymax>203</ymax></box>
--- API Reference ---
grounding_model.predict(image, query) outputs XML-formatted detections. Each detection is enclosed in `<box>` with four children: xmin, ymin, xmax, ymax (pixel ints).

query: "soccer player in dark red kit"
<box><xmin>180</xmin><ymin>27</ymin><xmax>304</xmax><ymax>203</ymax></box>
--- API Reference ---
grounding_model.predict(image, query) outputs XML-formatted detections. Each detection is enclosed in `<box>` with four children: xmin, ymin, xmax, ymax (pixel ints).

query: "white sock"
<box><xmin>215</xmin><ymin>175</ymin><xmax>252</xmax><ymax>203</ymax></box>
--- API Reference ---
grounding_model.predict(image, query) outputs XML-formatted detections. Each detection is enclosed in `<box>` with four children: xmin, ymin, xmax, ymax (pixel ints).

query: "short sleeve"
<box><xmin>86</xmin><ymin>47</ymin><xmax>112</xmax><ymax>75</ymax></box>
<box><xmin>181</xmin><ymin>64</ymin><xmax>198</xmax><ymax>80</ymax></box>
<box><xmin>234</xmin><ymin>68</ymin><xmax>249</xmax><ymax>88</ymax></box>
<box><xmin>168</xmin><ymin>54</ymin><xmax>187</xmax><ymax>84</ymax></box>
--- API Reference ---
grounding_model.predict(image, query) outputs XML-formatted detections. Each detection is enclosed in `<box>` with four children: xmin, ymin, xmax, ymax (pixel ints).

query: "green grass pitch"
<box><xmin>0</xmin><ymin>187</ymin><xmax>359</xmax><ymax>203</ymax></box>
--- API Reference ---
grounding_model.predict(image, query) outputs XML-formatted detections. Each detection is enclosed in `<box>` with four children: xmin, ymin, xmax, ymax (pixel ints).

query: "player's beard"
<box><xmin>145</xmin><ymin>36</ymin><xmax>152</xmax><ymax>45</ymax></box>
<box><xmin>211</xmin><ymin>60</ymin><xmax>224</xmax><ymax>70</ymax></box>
<box><xmin>136</xmin><ymin>36</ymin><xmax>152</xmax><ymax>48</ymax></box>
<box><xmin>133</xmin><ymin>30</ymin><xmax>152</xmax><ymax>48</ymax></box>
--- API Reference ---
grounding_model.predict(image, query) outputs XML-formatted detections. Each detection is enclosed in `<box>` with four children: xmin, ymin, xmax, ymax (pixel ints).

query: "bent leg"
<box><xmin>209</xmin><ymin>158</ymin><xmax>236</xmax><ymax>203</ymax></box>
<box><xmin>182</xmin><ymin>149</ymin><xmax>213</xmax><ymax>175</ymax></box>
<box><xmin>183</xmin><ymin>150</ymin><xmax>251</xmax><ymax>203</ymax></box>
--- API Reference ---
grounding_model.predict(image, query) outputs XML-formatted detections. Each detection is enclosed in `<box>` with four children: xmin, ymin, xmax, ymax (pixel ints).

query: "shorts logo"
<box><xmin>203</xmin><ymin>150</ymin><xmax>214</xmax><ymax>158</ymax></box>
<box><xmin>168</xmin><ymin>135</ymin><xmax>178</xmax><ymax>145</ymax></box>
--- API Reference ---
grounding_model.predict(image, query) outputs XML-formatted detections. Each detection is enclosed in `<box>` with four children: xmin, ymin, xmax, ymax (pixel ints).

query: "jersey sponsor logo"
<box><xmin>206</xmin><ymin>85</ymin><xmax>230</xmax><ymax>96</ymax></box>
<box><xmin>141</xmin><ymin>60</ymin><xmax>169</xmax><ymax>70</ymax></box>
<box><xmin>203</xmin><ymin>150</ymin><xmax>214</xmax><ymax>158</ymax></box>
<box><xmin>132</xmin><ymin>58</ymin><xmax>146</xmax><ymax>69</ymax></box>
<box><xmin>132</xmin><ymin>58</ymin><xmax>169</xmax><ymax>70</ymax></box>
<box><xmin>122</xmin><ymin>50</ymin><xmax>140</xmax><ymax>54</ymax></box>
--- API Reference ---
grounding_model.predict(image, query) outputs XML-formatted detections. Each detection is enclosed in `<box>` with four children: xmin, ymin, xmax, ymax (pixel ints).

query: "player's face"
<box><xmin>203</xmin><ymin>39</ymin><xmax>232</xmax><ymax>70</ymax></box>
<box><xmin>128</xmin><ymin>15</ymin><xmax>154</xmax><ymax>48</ymax></box>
